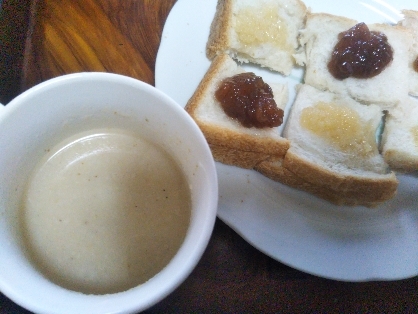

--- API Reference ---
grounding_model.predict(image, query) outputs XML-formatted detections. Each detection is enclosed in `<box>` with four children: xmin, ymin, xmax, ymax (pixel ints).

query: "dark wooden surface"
<box><xmin>1</xmin><ymin>0</ymin><xmax>417</xmax><ymax>313</ymax></box>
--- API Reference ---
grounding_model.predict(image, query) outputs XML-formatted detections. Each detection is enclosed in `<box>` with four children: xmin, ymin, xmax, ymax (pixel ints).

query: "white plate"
<box><xmin>155</xmin><ymin>0</ymin><xmax>418</xmax><ymax>281</ymax></box>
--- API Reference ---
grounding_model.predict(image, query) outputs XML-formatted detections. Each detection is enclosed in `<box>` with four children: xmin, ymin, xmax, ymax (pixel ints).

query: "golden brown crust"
<box><xmin>255</xmin><ymin>159</ymin><xmax>393</xmax><ymax>207</ymax></box>
<box><xmin>255</xmin><ymin>160</ymin><xmax>353</xmax><ymax>206</ymax></box>
<box><xmin>185</xmin><ymin>53</ymin><xmax>227</xmax><ymax>115</ymax></box>
<box><xmin>206</xmin><ymin>0</ymin><xmax>232</xmax><ymax>59</ymax></box>
<box><xmin>384</xmin><ymin>149</ymin><xmax>418</xmax><ymax>173</ymax></box>
<box><xmin>210</xmin><ymin>144</ymin><xmax>280</xmax><ymax>169</ymax></box>
<box><xmin>282</xmin><ymin>149</ymin><xmax>398</xmax><ymax>202</ymax></box>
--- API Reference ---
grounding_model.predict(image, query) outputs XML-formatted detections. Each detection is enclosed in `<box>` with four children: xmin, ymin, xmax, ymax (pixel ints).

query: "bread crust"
<box><xmin>185</xmin><ymin>53</ymin><xmax>290</xmax><ymax>169</ymax></box>
<box><xmin>383</xmin><ymin>150</ymin><xmax>418</xmax><ymax>172</ymax></box>
<box><xmin>206</xmin><ymin>0</ymin><xmax>307</xmax><ymax>75</ymax></box>
<box><xmin>256</xmin><ymin>158</ymin><xmax>396</xmax><ymax>207</ymax></box>
<box><xmin>381</xmin><ymin>98</ymin><xmax>418</xmax><ymax>172</ymax></box>
<box><xmin>207</xmin><ymin>0</ymin><xmax>232</xmax><ymax>60</ymax></box>
<box><xmin>211</xmin><ymin>144</ymin><xmax>281</xmax><ymax>169</ymax></box>
<box><xmin>282</xmin><ymin>149</ymin><xmax>398</xmax><ymax>201</ymax></box>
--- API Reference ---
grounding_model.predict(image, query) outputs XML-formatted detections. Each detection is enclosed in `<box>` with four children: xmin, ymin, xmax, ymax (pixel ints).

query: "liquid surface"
<box><xmin>235</xmin><ymin>4</ymin><xmax>290</xmax><ymax>50</ymax></box>
<box><xmin>20</xmin><ymin>129</ymin><xmax>191</xmax><ymax>294</ymax></box>
<box><xmin>328</xmin><ymin>23</ymin><xmax>393</xmax><ymax>80</ymax></box>
<box><xmin>300</xmin><ymin>102</ymin><xmax>376</xmax><ymax>156</ymax></box>
<box><xmin>215</xmin><ymin>72</ymin><xmax>284</xmax><ymax>128</ymax></box>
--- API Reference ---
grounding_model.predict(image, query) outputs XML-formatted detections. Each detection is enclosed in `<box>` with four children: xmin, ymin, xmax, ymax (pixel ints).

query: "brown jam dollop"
<box><xmin>328</xmin><ymin>22</ymin><xmax>393</xmax><ymax>80</ymax></box>
<box><xmin>215</xmin><ymin>72</ymin><xmax>284</xmax><ymax>128</ymax></box>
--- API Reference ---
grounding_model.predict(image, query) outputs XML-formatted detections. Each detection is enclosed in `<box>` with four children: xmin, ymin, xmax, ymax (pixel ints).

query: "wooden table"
<box><xmin>1</xmin><ymin>0</ymin><xmax>417</xmax><ymax>312</ymax></box>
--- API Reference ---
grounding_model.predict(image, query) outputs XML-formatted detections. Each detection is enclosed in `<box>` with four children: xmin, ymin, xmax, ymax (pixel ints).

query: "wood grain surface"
<box><xmin>1</xmin><ymin>0</ymin><xmax>418</xmax><ymax>313</ymax></box>
<box><xmin>0</xmin><ymin>0</ymin><xmax>173</xmax><ymax>103</ymax></box>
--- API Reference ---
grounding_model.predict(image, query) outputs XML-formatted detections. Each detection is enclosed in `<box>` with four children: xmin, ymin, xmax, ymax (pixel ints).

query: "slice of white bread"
<box><xmin>297</xmin><ymin>13</ymin><xmax>411</xmax><ymax>108</ymax></box>
<box><xmin>398</xmin><ymin>10</ymin><xmax>418</xmax><ymax>96</ymax></box>
<box><xmin>381</xmin><ymin>96</ymin><xmax>418</xmax><ymax>172</ymax></box>
<box><xmin>278</xmin><ymin>84</ymin><xmax>398</xmax><ymax>205</ymax></box>
<box><xmin>185</xmin><ymin>53</ymin><xmax>290</xmax><ymax>169</ymax></box>
<box><xmin>206</xmin><ymin>0</ymin><xmax>307</xmax><ymax>75</ymax></box>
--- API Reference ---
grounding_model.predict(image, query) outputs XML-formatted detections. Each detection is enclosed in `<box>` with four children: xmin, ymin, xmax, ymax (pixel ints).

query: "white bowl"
<box><xmin>0</xmin><ymin>72</ymin><xmax>218</xmax><ymax>314</ymax></box>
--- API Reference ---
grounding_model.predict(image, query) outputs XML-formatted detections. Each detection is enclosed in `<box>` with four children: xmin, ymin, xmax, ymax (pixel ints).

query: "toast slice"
<box><xmin>398</xmin><ymin>10</ymin><xmax>418</xmax><ymax>96</ymax></box>
<box><xmin>298</xmin><ymin>13</ymin><xmax>411</xmax><ymax>108</ymax></box>
<box><xmin>278</xmin><ymin>84</ymin><xmax>398</xmax><ymax>205</ymax></box>
<box><xmin>185</xmin><ymin>53</ymin><xmax>290</xmax><ymax>169</ymax></box>
<box><xmin>206</xmin><ymin>0</ymin><xmax>307</xmax><ymax>75</ymax></box>
<box><xmin>381</xmin><ymin>96</ymin><xmax>418</xmax><ymax>172</ymax></box>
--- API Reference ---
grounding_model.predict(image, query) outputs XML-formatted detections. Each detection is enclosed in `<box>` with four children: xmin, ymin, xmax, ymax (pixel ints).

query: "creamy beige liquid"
<box><xmin>20</xmin><ymin>129</ymin><xmax>191</xmax><ymax>294</ymax></box>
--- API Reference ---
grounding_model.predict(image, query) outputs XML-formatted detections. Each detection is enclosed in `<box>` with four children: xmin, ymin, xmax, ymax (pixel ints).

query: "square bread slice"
<box><xmin>280</xmin><ymin>84</ymin><xmax>398</xmax><ymax>204</ymax></box>
<box><xmin>398</xmin><ymin>10</ymin><xmax>418</xmax><ymax>96</ymax></box>
<box><xmin>185</xmin><ymin>53</ymin><xmax>289</xmax><ymax>169</ymax></box>
<box><xmin>206</xmin><ymin>0</ymin><xmax>307</xmax><ymax>75</ymax></box>
<box><xmin>298</xmin><ymin>13</ymin><xmax>411</xmax><ymax>108</ymax></box>
<box><xmin>382</xmin><ymin>96</ymin><xmax>418</xmax><ymax>172</ymax></box>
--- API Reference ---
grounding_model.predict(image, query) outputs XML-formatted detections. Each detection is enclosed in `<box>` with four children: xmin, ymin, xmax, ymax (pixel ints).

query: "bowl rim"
<box><xmin>0</xmin><ymin>72</ymin><xmax>218</xmax><ymax>314</ymax></box>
